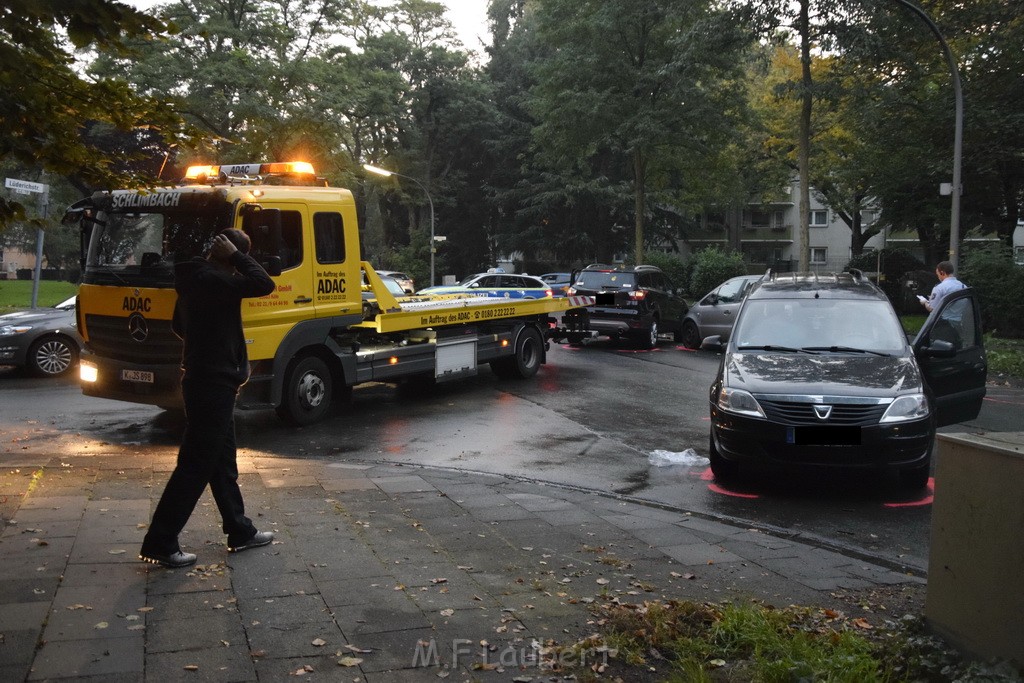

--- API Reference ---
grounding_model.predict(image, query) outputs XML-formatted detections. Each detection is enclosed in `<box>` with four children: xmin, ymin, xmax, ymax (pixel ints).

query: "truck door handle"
<box><xmin>294</xmin><ymin>296</ymin><xmax>312</xmax><ymax>304</ymax></box>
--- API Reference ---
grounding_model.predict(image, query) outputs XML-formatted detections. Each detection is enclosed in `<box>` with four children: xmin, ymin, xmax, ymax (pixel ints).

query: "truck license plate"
<box><xmin>121</xmin><ymin>369</ymin><xmax>154</xmax><ymax>384</ymax></box>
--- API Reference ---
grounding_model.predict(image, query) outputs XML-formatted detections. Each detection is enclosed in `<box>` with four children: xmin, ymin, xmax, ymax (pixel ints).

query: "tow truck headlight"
<box><xmin>80</xmin><ymin>361</ymin><xmax>98</xmax><ymax>383</ymax></box>
<box><xmin>880</xmin><ymin>394</ymin><xmax>929</xmax><ymax>423</ymax></box>
<box><xmin>717</xmin><ymin>387</ymin><xmax>766</xmax><ymax>419</ymax></box>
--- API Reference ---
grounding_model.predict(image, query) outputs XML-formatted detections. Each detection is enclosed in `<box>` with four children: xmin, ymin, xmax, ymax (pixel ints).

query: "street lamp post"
<box><xmin>363</xmin><ymin>164</ymin><xmax>436</xmax><ymax>287</ymax></box>
<box><xmin>888</xmin><ymin>0</ymin><xmax>963</xmax><ymax>270</ymax></box>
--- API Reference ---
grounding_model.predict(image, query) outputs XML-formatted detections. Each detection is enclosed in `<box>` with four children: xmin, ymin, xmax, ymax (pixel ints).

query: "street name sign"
<box><xmin>5</xmin><ymin>178</ymin><xmax>46</xmax><ymax>194</ymax></box>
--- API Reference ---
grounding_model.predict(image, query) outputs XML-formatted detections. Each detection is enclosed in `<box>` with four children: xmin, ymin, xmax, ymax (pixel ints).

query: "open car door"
<box><xmin>912</xmin><ymin>288</ymin><xmax>987</xmax><ymax>427</ymax></box>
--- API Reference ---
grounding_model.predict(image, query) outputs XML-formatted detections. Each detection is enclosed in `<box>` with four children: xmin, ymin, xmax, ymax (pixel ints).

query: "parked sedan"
<box><xmin>0</xmin><ymin>296</ymin><xmax>84</xmax><ymax>376</ymax></box>
<box><xmin>376</xmin><ymin>270</ymin><xmax>416</xmax><ymax>294</ymax></box>
<box><xmin>679</xmin><ymin>274</ymin><xmax>763</xmax><ymax>349</ymax></box>
<box><xmin>539</xmin><ymin>272</ymin><xmax>572</xmax><ymax>297</ymax></box>
<box><xmin>418</xmin><ymin>273</ymin><xmax>553</xmax><ymax>299</ymax></box>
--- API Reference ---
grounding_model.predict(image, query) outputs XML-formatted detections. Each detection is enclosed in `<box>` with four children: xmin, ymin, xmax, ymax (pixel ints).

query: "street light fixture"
<box><xmin>363</xmin><ymin>164</ymin><xmax>436</xmax><ymax>287</ymax></box>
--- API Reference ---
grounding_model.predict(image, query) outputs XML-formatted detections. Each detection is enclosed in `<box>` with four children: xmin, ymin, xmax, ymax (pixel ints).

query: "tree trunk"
<box><xmin>634</xmin><ymin>149</ymin><xmax>647</xmax><ymax>265</ymax></box>
<box><xmin>797</xmin><ymin>0</ymin><xmax>812</xmax><ymax>271</ymax></box>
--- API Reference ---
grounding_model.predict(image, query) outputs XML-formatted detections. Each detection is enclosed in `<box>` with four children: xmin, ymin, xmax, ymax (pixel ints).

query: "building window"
<box><xmin>810</xmin><ymin>247</ymin><xmax>827</xmax><ymax>264</ymax></box>
<box><xmin>809</xmin><ymin>210</ymin><xmax>828</xmax><ymax>228</ymax></box>
<box><xmin>748</xmin><ymin>209</ymin><xmax>771</xmax><ymax>229</ymax></box>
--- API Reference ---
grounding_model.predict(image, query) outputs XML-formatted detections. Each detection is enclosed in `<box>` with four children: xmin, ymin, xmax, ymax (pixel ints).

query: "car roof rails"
<box><xmin>846</xmin><ymin>267</ymin><xmax>867</xmax><ymax>282</ymax></box>
<box><xmin>583</xmin><ymin>263</ymin><xmax>616</xmax><ymax>270</ymax></box>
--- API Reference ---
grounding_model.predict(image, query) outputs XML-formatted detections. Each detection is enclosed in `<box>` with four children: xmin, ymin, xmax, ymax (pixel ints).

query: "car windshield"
<box><xmin>380</xmin><ymin>277</ymin><xmax>405</xmax><ymax>296</ymax></box>
<box><xmin>458</xmin><ymin>275</ymin><xmax>481</xmax><ymax>286</ymax></box>
<box><xmin>576</xmin><ymin>271</ymin><xmax>635</xmax><ymax>289</ymax></box>
<box><xmin>733</xmin><ymin>299</ymin><xmax>906</xmax><ymax>354</ymax></box>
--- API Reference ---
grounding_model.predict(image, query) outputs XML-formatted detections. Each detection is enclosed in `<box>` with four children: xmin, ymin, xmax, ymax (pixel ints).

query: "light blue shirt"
<box><xmin>928</xmin><ymin>276</ymin><xmax>966</xmax><ymax>311</ymax></box>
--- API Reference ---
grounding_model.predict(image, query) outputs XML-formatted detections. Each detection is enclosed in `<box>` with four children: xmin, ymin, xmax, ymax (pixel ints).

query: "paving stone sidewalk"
<box><xmin>0</xmin><ymin>450</ymin><xmax>924</xmax><ymax>682</ymax></box>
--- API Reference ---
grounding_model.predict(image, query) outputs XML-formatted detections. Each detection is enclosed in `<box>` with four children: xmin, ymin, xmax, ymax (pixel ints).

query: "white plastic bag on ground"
<box><xmin>648</xmin><ymin>449</ymin><xmax>709</xmax><ymax>467</ymax></box>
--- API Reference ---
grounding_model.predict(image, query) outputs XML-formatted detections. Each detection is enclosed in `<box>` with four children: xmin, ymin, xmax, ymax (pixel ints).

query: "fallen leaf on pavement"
<box><xmin>337</xmin><ymin>657</ymin><xmax>363</xmax><ymax>667</ymax></box>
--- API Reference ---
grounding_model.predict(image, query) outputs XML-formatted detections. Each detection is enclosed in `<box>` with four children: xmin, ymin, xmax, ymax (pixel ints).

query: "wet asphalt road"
<box><xmin>1</xmin><ymin>338</ymin><xmax>1020</xmax><ymax>573</ymax></box>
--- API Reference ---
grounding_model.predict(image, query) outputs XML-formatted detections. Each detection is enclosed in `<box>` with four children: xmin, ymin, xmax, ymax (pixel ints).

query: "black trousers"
<box><xmin>142</xmin><ymin>379</ymin><xmax>256</xmax><ymax>554</ymax></box>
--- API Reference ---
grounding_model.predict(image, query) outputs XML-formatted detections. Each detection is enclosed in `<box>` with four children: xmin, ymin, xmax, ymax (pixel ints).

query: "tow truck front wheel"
<box><xmin>277</xmin><ymin>356</ymin><xmax>333</xmax><ymax>426</ymax></box>
<box><xmin>491</xmin><ymin>327</ymin><xmax>543</xmax><ymax>379</ymax></box>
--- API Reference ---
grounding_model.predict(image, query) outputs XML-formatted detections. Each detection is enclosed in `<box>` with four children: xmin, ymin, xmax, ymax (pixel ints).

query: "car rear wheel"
<box><xmin>709</xmin><ymin>433</ymin><xmax>739</xmax><ymax>482</ymax></box>
<box><xmin>277</xmin><ymin>356</ymin><xmax>333</xmax><ymax>426</ymax></box>
<box><xmin>679</xmin><ymin>320</ymin><xmax>701</xmax><ymax>350</ymax></box>
<box><xmin>27</xmin><ymin>336</ymin><xmax>78</xmax><ymax>377</ymax></box>
<box><xmin>635</xmin><ymin>319</ymin><xmax>658</xmax><ymax>349</ymax></box>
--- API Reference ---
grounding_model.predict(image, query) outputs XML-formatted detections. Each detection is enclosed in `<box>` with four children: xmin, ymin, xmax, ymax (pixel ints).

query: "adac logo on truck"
<box><xmin>317</xmin><ymin>277</ymin><xmax>346</xmax><ymax>294</ymax></box>
<box><xmin>110</xmin><ymin>191</ymin><xmax>184</xmax><ymax>209</ymax></box>
<box><xmin>122</xmin><ymin>295</ymin><xmax>152</xmax><ymax>312</ymax></box>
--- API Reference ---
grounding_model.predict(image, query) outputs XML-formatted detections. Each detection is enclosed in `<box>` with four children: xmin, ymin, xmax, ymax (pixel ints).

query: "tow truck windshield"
<box><xmin>82</xmin><ymin>210</ymin><xmax>223</xmax><ymax>286</ymax></box>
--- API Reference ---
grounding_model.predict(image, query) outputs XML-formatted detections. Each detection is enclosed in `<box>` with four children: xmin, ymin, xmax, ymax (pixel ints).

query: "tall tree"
<box><xmin>527</xmin><ymin>0</ymin><xmax>753</xmax><ymax>265</ymax></box>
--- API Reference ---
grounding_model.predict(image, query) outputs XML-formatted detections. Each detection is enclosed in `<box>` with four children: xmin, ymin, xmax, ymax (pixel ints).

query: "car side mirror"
<box><xmin>700</xmin><ymin>335</ymin><xmax>724</xmax><ymax>353</ymax></box>
<box><xmin>919</xmin><ymin>339</ymin><xmax>956</xmax><ymax>358</ymax></box>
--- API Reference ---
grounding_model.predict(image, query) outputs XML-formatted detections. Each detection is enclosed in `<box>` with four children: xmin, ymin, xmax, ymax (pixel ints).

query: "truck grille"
<box><xmin>85</xmin><ymin>314</ymin><xmax>182</xmax><ymax>365</ymax></box>
<box><xmin>758</xmin><ymin>399</ymin><xmax>887</xmax><ymax>426</ymax></box>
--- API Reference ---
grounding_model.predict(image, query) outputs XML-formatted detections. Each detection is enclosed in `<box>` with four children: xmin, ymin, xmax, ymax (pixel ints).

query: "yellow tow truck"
<box><xmin>64</xmin><ymin>162</ymin><xmax>593</xmax><ymax>424</ymax></box>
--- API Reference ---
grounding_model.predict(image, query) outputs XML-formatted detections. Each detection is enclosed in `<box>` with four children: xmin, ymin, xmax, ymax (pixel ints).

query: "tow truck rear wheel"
<box><xmin>277</xmin><ymin>356</ymin><xmax>333</xmax><ymax>426</ymax></box>
<box><xmin>491</xmin><ymin>327</ymin><xmax>543</xmax><ymax>379</ymax></box>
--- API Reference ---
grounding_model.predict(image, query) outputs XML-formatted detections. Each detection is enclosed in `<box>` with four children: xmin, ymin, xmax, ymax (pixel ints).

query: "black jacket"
<box><xmin>172</xmin><ymin>252</ymin><xmax>275</xmax><ymax>387</ymax></box>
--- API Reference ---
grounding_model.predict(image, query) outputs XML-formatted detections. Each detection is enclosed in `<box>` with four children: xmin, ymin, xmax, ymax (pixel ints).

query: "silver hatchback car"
<box><xmin>680</xmin><ymin>274</ymin><xmax>763</xmax><ymax>349</ymax></box>
<box><xmin>0</xmin><ymin>295</ymin><xmax>84</xmax><ymax>376</ymax></box>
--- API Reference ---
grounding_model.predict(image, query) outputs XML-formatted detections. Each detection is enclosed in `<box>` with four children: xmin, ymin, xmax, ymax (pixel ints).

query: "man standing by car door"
<box><xmin>140</xmin><ymin>229</ymin><xmax>276</xmax><ymax>568</ymax></box>
<box><xmin>921</xmin><ymin>260</ymin><xmax>966</xmax><ymax>312</ymax></box>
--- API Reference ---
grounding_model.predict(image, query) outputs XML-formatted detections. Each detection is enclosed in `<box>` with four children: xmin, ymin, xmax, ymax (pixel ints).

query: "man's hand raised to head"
<box><xmin>210</xmin><ymin>233</ymin><xmax>239</xmax><ymax>262</ymax></box>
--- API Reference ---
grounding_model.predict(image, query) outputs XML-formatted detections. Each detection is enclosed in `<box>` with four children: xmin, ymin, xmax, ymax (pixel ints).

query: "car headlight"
<box><xmin>717</xmin><ymin>387</ymin><xmax>766</xmax><ymax>418</ymax></box>
<box><xmin>0</xmin><ymin>325</ymin><xmax>32</xmax><ymax>336</ymax></box>
<box><xmin>880</xmin><ymin>394</ymin><xmax>930</xmax><ymax>423</ymax></box>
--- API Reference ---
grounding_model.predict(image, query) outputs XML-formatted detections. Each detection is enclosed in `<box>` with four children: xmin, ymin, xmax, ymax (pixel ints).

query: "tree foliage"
<box><xmin>0</xmin><ymin>0</ymin><xmax>201</xmax><ymax>228</ymax></box>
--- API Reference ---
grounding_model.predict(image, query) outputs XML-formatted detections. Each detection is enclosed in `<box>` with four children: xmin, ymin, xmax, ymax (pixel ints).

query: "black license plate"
<box><xmin>787</xmin><ymin>426</ymin><xmax>861</xmax><ymax>445</ymax></box>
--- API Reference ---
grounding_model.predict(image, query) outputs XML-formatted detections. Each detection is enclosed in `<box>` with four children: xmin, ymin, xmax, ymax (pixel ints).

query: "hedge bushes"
<box><xmin>959</xmin><ymin>247</ymin><xmax>1024</xmax><ymax>338</ymax></box>
<box><xmin>688</xmin><ymin>247</ymin><xmax>748</xmax><ymax>299</ymax></box>
<box><xmin>845</xmin><ymin>248</ymin><xmax>925</xmax><ymax>305</ymax></box>
<box><xmin>644</xmin><ymin>248</ymin><xmax>748</xmax><ymax>299</ymax></box>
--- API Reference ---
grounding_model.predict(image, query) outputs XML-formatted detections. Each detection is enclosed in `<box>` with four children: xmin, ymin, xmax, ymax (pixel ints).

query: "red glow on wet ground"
<box><xmin>883</xmin><ymin>478</ymin><xmax>934</xmax><ymax>507</ymax></box>
<box><xmin>698</xmin><ymin>468</ymin><xmax>935</xmax><ymax>507</ymax></box>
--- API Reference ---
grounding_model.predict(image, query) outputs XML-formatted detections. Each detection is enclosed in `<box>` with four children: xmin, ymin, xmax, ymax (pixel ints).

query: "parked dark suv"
<box><xmin>567</xmin><ymin>264</ymin><xmax>688</xmax><ymax>348</ymax></box>
<box><xmin>703</xmin><ymin>270</ymin><xmax>986</xmax><ymax>488</ymax></box>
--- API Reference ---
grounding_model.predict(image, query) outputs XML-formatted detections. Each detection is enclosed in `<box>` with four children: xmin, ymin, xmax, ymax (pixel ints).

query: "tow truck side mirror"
<box><xmin>264</xmin><ymin>256</ymin><xmax>282</xmax><ymax>277</ymax></box>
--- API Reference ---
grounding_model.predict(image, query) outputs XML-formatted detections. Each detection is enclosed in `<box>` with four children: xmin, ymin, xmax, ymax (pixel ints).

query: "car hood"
<box><xmin>0</xmin><ymin>308</ymin><xmax>72</xmax><ymax>325</ymax></box>
<box><xmin>724</xmin><ymin>352</ymin><xmax>922</xmax><ymax>397</ymax></box>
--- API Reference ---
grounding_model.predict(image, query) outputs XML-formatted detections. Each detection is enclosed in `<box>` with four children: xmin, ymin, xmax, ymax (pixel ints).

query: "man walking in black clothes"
<box><xmin>140</xmin><ymin>229</ymin><xmax>276</xmax><ymax>568</ymax></box>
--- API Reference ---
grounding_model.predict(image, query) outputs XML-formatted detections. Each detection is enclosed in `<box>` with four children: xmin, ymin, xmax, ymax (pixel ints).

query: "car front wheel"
<box><xmin>679</xmin><ymin>320</ymin><xmax>701</xmax><ymax>349</ymax></box>
<box><xmin>709</xmin><ymin>433</ymin><xmax>739</xmax><ymax>482</ymax></box>
<box><xmin>277</xmin><ymin>356</ymin><xmax>333</xmax><ymax>426</ymax></box>
<box><xmin>27</xmin><ymin>336</ymin><xmax>78</xmax><ymax>377</ymax></box>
